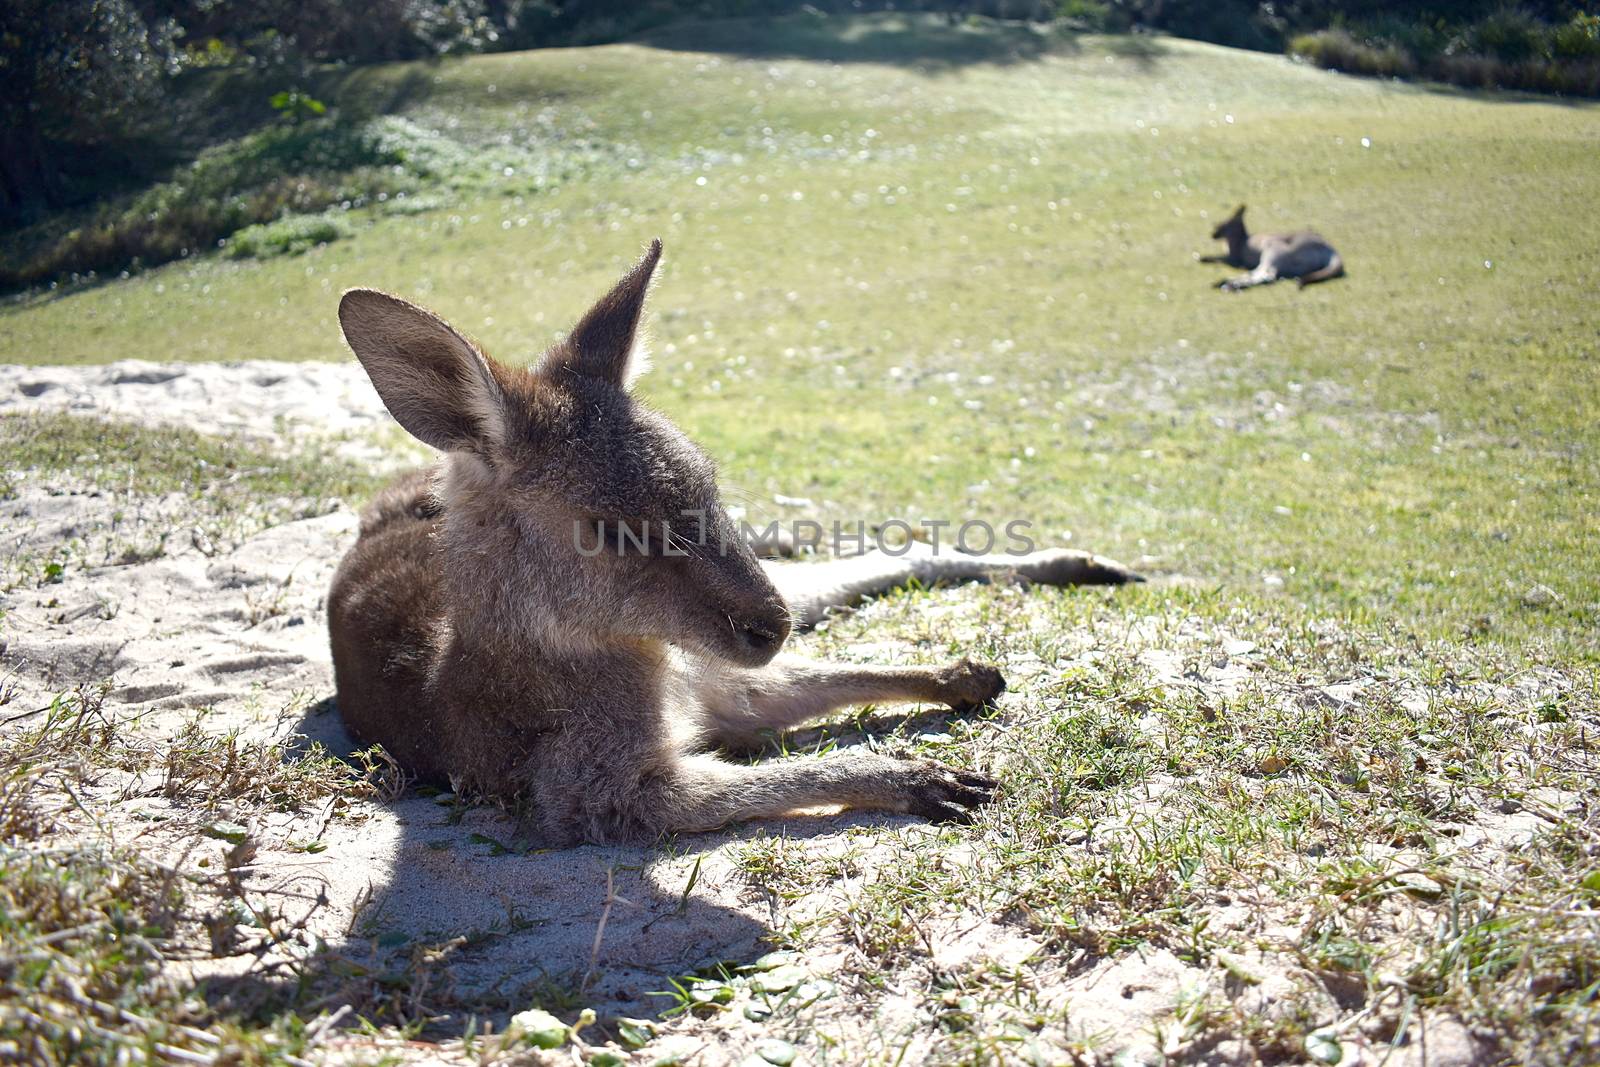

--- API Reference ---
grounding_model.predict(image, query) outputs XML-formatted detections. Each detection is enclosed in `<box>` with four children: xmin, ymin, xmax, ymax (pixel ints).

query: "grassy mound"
<box><xmin>1</xmin><ymin>13</ymin><xmax>1598</xmax><ymax>1063</ymax></box>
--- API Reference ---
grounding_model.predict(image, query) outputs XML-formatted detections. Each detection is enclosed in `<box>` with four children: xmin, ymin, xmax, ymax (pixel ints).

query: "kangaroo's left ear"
<box><xmin>541</xmin><ymin>239</ymin><xmax>661</xmax><ymax>388</ymax></box>
<box><xmin>339</xmin><ymin>288</ymin><xmax>508</xmax><ymax>454</ymax></box>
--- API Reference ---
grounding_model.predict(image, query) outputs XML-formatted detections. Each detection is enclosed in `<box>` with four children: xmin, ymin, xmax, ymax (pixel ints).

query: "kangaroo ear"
<box><xmin>339</xmin><ymin>289</ymin><xmax>506</xmax><ymax>454</ymax></box>
<box><xmin>543</xmin><ymin>239</ymin><xmax>662</xmax><ymax>387</ymax></box>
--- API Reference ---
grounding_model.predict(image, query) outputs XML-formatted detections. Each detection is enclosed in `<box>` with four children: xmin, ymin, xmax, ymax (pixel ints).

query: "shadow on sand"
<box><xmin>201</xmin><ymin>692</ymin><xmax>991</xmax><ymax>1037</ymax></box>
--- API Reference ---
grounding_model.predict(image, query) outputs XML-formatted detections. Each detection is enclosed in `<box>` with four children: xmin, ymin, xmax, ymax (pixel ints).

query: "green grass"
<box><xmin>0</xmin><ymin>411</ymin><xmax>374</xmax><ymax>500</ymax></box>
<box><xmin>0</xmin><ymin>412</ymin><xmax>380</xmax><ymax>588</ymax></box>
<box><xmin>0</xmin><ymin>689</ymin><xmax>383</xmax><ymax>1066</ymax></box>
<box><xmin>733</xmin><ymin>585</ymin><xmax>1600</xmax><ymax>1063</ymax></box>
<box><xmin>2</xmin><ymin>12</ymin><xmax>1599</xmax><ymax>1065</ymax></box>
<box><xmin>3</xmin><ymin>13</ymin><xmax>1595</xmax><ymax>659</ymax></box>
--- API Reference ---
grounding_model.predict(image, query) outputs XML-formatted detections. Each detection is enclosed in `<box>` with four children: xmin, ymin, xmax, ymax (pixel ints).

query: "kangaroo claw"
<box><xmin>939</xmin><ymin>658</ymin><xmax>1006</xmax><ymax>712</ymax></box>
<box><xmin>903</xmin><ymin>762</ymin><xmax>999</xmax><ymax>823</ymax></box>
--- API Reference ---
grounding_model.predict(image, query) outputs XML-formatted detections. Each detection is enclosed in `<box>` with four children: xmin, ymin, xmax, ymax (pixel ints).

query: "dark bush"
<box><xmin>0</xmin><ymin>121</ymin><xmax>406</xmax><ymax>290</ymax></box>
<box><xmin>1290</xmin><ymin>28</ymin><xmax>1416</xmax><ymax>76</ymax></box>
<box><xmin>1550</xmin><ymin>13</ymin><xmax>1600</xmax><ymax>59</ymax></box>
<box><xmin>1459</xmin><ymin>6</ymin><xmax>1548</xmax><ymax>61</ymax></box>
<box><xmin>1291</xmin><ymin>16</ymin><xmax>1600</xmax><ymax>96</ymax></box>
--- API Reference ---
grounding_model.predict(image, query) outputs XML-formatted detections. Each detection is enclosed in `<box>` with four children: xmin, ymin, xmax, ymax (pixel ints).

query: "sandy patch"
<box><xmin>3</xmin><ymin>361</ymin><xmax>1559</xmax><ymax>1064</ymax></box>
<box><xmin>0</xmin><ymin>360</ymin><xmax>390</xmax><ymax>457</ymax></box>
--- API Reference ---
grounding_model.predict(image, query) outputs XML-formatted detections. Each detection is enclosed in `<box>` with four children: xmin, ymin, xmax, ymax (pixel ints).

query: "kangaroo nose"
<box><xmin>736</xmin><ymin>596</ymin><xmax>792</xmax><ymax>657</ymax></box>
<box><xmin>737</xmin><ymin>616</ymin><xmax>789</xmax><ymax>656</ymax></box>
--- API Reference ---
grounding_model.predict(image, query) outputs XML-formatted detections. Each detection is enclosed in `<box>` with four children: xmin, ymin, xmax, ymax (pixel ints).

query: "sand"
<box><xmin>0</xmin><ymin>360</ymin><xmax>1515</xmax><ymax>1065</ymax></box>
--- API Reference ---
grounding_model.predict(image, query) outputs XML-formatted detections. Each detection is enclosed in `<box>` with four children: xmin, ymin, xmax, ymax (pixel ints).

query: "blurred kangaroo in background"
<box><xmin>329</xmin><ymin>240</ymin><xmax>1142</xmax><ymax>846</ymax></box>
<box><xmin>1202</xmin><ymin>205</ymin><xmax>1345</xmax><ymax>291</ymax></box>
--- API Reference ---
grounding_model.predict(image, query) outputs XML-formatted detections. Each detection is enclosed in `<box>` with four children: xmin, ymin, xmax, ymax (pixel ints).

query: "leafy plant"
<box><xmin>268</xmin><ymin>89</ymin><xmax>328</xmax><ymax>125</ymax></box>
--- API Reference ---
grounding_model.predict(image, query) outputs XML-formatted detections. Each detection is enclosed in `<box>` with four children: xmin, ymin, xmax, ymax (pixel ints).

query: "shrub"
<box><xmin>1289</xmin><ymin>29</ymin><xmax>1416</xmax><ymax>78</ymax></box>
<box><xmin>1289</xmin><ymin>14</ymin><xmax>1600</xmax><ymax>98</ymax></box>
<box><xmin>0</xmin><ymin>120</ymin><xmax>407</xmax><ymax>289</ymax></box>
<box><xmin>1458</xmin><ymin>6</ymin><xmax>1548</xmax><ymax>63</ymax></box>
<box><xmin>1056</xmin><ymin>0</ymin><xmax>1114</xmax><ymax>28</ymax></box>
<box><xmin>224</xmin><ymin>212</ymin><xmax>351</xmax><ymax>258</ymax></box>
<box><xmin>1435</xmin><ymin>52</ymin><xmax>1600</xmax><ymax>94</ymax></box>
<box><xmin>1551</xmin><ymin>13</ymin><xmax>1600</xmax><ymax>60</ymax></box>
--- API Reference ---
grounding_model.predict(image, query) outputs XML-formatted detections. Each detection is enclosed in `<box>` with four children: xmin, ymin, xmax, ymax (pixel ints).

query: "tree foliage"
<box><xmin>5</xmin><ymin>0</ymin><xmax>1598</xmax><ymax>228</ymax></box>
<box><xmin>0</xmin><ymin>0</ymin><xmax>179</xmax><ymax>222</ymax></box>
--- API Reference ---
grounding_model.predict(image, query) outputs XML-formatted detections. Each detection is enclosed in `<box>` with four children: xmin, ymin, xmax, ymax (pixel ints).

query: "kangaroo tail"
<box><xmin>1296</xmin><ymin>253</ymin><xmax>1345</xmax><ymax>288</ymax></box>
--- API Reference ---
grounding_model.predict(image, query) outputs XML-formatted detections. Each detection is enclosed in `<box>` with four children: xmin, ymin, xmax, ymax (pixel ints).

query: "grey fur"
<box><xmin>1202</xmin><ymin>205</ymin><xmax>1346</xmax><ymax>291</ymax></box>
<box><xmin>328</xmin><ymin>240</ymin><xmax>1143</xmax><ymax>845</ymax></box>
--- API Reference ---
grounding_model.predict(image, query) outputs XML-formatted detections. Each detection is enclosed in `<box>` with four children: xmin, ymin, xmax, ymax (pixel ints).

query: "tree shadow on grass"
<box><xmin>636</xmin><ymin>11</ymin><xmax>1100</xmax><ymax>70</ymax></box>
<box><xmin>1402</xmin><ymin>76</ymin><xmax>1600</xmax><ymax>109</ymax></box>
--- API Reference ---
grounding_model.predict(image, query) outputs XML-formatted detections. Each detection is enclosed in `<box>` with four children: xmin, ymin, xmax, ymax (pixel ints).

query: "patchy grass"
<box><xmin>226</xmin><ymin>213</ymin><xmax>353</xmax><ymax>260</ymax></box>
<box><xmin>1</xmin><ymin>11</ymin><xmax>1598</xmax><ymax>1066</ymax></box>
<box><xmin>714</xmin><ymin>586</ymin><xmax>1600</xmax><ymax>1064</ymax></box>
<box><xmin>0</xmin><ymin>688</ymin><xmax>385</xmax><ymax>1066</ymax></box>
<box><xmin>0</xmin><ymin>411</ymin><xmax>380</xmax><ymax>589</ymax></box>
<box><xmin>0</xmin><ymin>410</ymin><xmax>372</xmax><ymax>499</ymax></box>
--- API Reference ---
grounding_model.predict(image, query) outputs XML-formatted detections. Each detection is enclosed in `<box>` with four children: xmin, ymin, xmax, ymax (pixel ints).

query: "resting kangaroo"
<box><xmin>1202</xmin><ymin>205</ymin><xmax>1345</xmax><ymax>291</ymax></box>
<box><xmin>328</xmin><ymin>240</ymin><xmax>1142</xmax><ymax>845</ymax></box>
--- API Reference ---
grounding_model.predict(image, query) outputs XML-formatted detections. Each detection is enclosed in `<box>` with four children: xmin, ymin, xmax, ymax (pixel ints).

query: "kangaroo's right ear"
<box><xmin>339</xmin><ymin>289</ymin><xmax>506</xmax><ymax>454</ymax></box>
<box><xmin>542</xmin><ymin>238</ymin><xmax>662</xmax><ymax>387</ymax></box>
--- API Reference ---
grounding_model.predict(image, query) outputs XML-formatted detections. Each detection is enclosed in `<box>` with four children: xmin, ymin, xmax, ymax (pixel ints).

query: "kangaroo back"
<box><xmin>1206</xmin><ymin>206</ymin><xmax>1345</xmax><ymax>291</ymax></box>
<box><xmin>328</xmin><ymin>240</ymin><xmax>1142</xmax><ymax>844</ymax></box>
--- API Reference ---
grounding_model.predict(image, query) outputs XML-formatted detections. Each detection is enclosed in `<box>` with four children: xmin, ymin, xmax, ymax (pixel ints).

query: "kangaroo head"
<box><xmin>1211</xmin><ymin>204</ymin><xmax>1246</xmax><ymax>241</ymax></box>
<box><xmin>338</xmin><ymin>240</ymin><xmax>790</xmax><ymax>667</ymax></box>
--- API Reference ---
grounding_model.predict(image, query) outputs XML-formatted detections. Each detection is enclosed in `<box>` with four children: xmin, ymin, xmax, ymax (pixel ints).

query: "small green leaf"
<box><xmin>617</xmin><ymin>1017</ymin><xmax>655</xmax><ymax>1048</ymax></box>
<box><xmin>510</xmin><ymin>1008</ymin><xmax>568</xmax><ymax>1049</ymax></box>
<box><xmin>1306</xmin><ymin>1029</ymin><xmax>1342</xmax><ymax>1064</ymax></box>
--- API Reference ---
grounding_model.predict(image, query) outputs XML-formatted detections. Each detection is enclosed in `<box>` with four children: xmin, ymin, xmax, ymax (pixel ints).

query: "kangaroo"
<box><xmin>1202</xmin><ymin>205</ymin><xmax>1345</xmax><ymax>291</ymax></box>
<box><xmin>328</xmin><ymin>240</ymin><xmax>1142</xmax><ymax>846</ymax></box>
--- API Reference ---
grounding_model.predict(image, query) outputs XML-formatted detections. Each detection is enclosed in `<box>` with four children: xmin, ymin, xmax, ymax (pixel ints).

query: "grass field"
<box><xmin>2</xmin><ymin>12</ymin><xmax>1598</xmax><ymax>1066</ymax></box>
<box><xmin>5</xmin><ymin>14</ymin><xmax>1597</xmax><ymax>658</ymax></box>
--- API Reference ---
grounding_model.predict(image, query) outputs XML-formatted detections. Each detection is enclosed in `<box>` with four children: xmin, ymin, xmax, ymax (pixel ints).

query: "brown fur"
<box><xmin>1201</xmin><ymin>205</ymin><xmax>1346</xmax><ymax>291</ymax></box>
<box><xmin>329</xmin><ymin>240</ymin><xmax>1142</xmax><ymax>845</ymax></box>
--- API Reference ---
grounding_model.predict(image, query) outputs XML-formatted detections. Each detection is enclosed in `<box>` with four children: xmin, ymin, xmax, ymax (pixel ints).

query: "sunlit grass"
<box><xmin>2</xmin><ymin>15</ymin><xmax>1596</xmax><ymax>658</ymax></box>
<box><xmin>2</xmin><ymin>16</ymin><xmax>1599</xmax><ymax>1062</ymax></box>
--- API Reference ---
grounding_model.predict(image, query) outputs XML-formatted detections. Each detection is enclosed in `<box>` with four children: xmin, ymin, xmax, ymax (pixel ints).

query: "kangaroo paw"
<box><xmin>902</xmin><ymin>761</ymin><xmax>999</xmax><ymax>823</ymax></box>
<box><xmin>936</xmin><ymin>658</ymin><xmax>1006</xmax><ymax>712</ymax></box>
<box><xmin>1013</xmin><ymin>548</ymin><xmax>1145</xmax><ymax>586</ymax></box>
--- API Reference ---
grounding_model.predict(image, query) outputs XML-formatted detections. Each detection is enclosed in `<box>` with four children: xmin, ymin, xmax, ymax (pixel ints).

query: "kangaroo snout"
<box><xmin>728</xmin><ymin>597</ymin><xmax>791</xmax><ymax>664</ymax></box>
<box><xmin>736</xmin><ymin>617</ymin><xmax>788</xmax><ymax>657</ymax></box>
